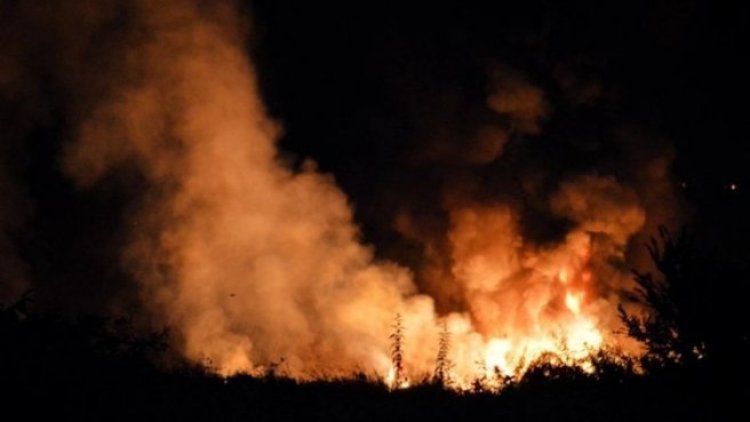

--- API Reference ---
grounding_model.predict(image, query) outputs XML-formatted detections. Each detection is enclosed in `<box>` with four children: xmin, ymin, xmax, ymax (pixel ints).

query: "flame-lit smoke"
<box><xmin>440</xmin><ymin>176</ymin><xmax>647</xmax><ymax>380</ymax></box>
<box><xmin>1</xmin><ymin>0</ymin><xmax>682</xmax><ymax>388</ymax></box>
<box><xmin>55</xmin><ymin>0</ymin><xmax>417</xmax><ymax>377</ymax></box>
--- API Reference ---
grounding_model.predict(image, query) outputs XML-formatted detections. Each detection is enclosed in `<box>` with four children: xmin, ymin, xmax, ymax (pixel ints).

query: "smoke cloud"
<box><xmin>45</xmin><ymin>0</ymin><xmax>439</xmax><ymax>376</ymax></box>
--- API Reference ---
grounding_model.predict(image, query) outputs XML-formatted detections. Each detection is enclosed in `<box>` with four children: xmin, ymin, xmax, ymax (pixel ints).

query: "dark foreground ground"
<box><xmin>1</xmin><ymin>304</ymin><xmax>747</xmax><ymax>422</ymax></box>
<box><xmin>2</xmin><ymin>357</ymin><xmax>746</xmax><ymax>421</ymax></box>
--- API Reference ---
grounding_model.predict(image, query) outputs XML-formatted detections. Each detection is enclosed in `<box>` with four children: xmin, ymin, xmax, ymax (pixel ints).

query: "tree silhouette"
<box><xmin>618</xmin><ymin>225</ymin><xmax>750</xmax><ymax>371</ymax></box>
<box><xmin>619</xmin><ymin>227</ymin><xmax>705</xmax><ymax>366</ymax></box>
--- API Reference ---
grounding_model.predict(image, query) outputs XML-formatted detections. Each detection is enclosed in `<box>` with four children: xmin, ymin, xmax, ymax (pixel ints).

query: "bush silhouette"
<box><xmin>620</xmin><ymin>226</ymin><xmax>750</xmax><ymax>376</ymax></box>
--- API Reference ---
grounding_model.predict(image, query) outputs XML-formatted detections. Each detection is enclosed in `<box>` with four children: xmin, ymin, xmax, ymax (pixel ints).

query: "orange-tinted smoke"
<box><xmin>61</xmin><ymin>0</ymin><xmax>441</xmax><ymax>377</ymax></box>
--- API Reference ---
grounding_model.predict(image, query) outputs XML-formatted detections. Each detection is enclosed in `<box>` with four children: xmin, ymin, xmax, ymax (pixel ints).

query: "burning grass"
<box><xmin>0</xmin><ymin>289</ymin><xmax>742</xmax><ymax>421</ymax></box>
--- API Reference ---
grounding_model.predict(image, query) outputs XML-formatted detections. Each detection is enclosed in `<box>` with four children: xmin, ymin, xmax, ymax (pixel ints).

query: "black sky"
<box><xmin>254</xmin><ymin>1</ymin><xmax>748</xmax><ymax>184</ymax></box>
<box><xmin>252</xmin><ymin>0</ymin><xmax>749</xmax><ymax>264</ymax></box>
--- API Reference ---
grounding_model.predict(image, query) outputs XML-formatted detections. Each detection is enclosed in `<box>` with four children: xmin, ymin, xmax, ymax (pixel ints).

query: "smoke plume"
<box><xmin>39</xmin><ymin>0</ymin><xmax>436</xmax><ymax>376</ymax></box>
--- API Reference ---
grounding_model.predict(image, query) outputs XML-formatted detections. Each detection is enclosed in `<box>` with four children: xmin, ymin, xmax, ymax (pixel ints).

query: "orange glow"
<box><xmin>559</xmin><ymin>268</ymin><xmax>569</xmax><ymax>284</ymax></box>
<box><xmin>565</xmin><ymin>291</ymin><xmax>583</xmax><ymax>315</ymax></box>
<box><xmin>484</xmin><ymin>338</ymin><xmax>514</xmax><ymax>376</ymax></box>
<box><xmin>386</xmin><ymin>366</ymin><xmax>410</xmax><ymax>390</ymax></box>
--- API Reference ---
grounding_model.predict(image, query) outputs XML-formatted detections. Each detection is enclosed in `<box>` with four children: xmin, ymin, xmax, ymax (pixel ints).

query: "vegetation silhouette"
<box><xmin>1</xmin><ymin>227</ymin><xmax>747</xmax><ymax>420</ymax></box>
<box><xmin>620</xmin><ymin>226</ymin><xmax>750</xmax><ymax>376</ymax></box>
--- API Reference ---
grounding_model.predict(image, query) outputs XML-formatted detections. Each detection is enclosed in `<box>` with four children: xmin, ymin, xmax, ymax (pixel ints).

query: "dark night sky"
<box><xmin>254</xmin><ymin>1</ymin><xmax>749</xmax><ymax>184</ymax></box>
<box><xmin>251</xmin><ymin>1</ymin><xmax>749</xmax><ymax>261</ymax></box>
<box><xmin>2</xmin><ymin>0</ymin><xmax>749</xmax><ymax>312</ymax></box>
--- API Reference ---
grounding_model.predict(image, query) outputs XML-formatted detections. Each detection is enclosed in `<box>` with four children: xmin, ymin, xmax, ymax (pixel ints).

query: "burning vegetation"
<box><xmin>1</xmin><ymin>3</ymin><xmax>748</xmax><ymax>414</ymax></box>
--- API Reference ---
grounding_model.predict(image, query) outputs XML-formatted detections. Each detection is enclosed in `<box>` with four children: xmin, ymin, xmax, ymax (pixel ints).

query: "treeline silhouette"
<box><xmin>1</xmin><ymin>228</ymin><xmax>747</xmax><ymax>420</ymax></box>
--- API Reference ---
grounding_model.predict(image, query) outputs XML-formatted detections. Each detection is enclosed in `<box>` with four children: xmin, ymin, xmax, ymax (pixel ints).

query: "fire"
<box><xmin>565</xmin><ymin>291</ymin><xmax>583</xmax><ymax>315</ymax></box>
<box><xmin>403</xmin><ymin>204</ymin><xmax>635</xmax><ymax>389</ymax></box>
<box><xmin>375</xmin><ymin>239</ymin><xmax>619</xmax><ymax>391</ymax></box>
<box><xmin>484</xmin><ymin>338</ymin><xmax>514</xmax><ymax>377</ymax></box>
<box><xmin>559</xmin><ymin>268</ymin><xmax>569</xmax><ymax>284</ymax></box>
<box><xmin>386</xmin><ymin>366</ymin><xmax>411</xmax><ymax>390</ymax></box>
<box><xmin>566</xmin><ymin>319</ymin><xmax>603</xmax><ymax>356</ymax></box>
